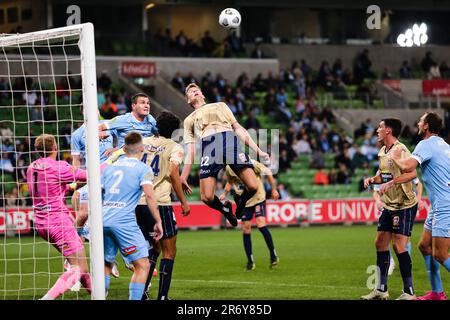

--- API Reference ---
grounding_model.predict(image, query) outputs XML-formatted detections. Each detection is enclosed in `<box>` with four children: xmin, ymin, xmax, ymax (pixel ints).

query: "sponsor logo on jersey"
<box><xmin>122</xmin><ymin>245</ymin><xmax>137</xmax><ymax>256</ymax></box>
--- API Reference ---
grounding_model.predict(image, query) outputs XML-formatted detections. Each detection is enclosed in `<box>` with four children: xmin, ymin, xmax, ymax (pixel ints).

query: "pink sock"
<box><xmin>80</xmin><ymin>273</ymin><xmax>92</xmax><ymax>294</ymax></box>
<box><xmin>47</xmin><ymin>266</ymin><xmax>81</xmax><ymax>299</ymax></box>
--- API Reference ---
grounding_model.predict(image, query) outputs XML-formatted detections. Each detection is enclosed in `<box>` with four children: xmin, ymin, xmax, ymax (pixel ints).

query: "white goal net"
<box><xmin>0</xmin><ymin>23</ymin><xmax>104</xmax><ymax>300</ymax></box>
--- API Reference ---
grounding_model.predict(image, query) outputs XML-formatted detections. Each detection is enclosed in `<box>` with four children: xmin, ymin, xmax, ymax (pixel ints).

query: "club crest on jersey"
<box><xmin>122</xmin><ymin>245</ymin><xmax>137</xmax><ymax>256</ymax></box>
<box><xmin>387</xmin><ymin>159</ymin><xmax>394</xmax><ymax>167</ymax></box>
<box><xmin>255</xmin><ymin>205</ymin><xmax>261</xmax><ymax>213</ymax></box>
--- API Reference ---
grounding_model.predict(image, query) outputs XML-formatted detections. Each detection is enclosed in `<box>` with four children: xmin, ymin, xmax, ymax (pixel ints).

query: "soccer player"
<box><xmin>98</xmin><ymin>93</ymin><xmax>158</xmax><ymax>148</ymax></box>
<box><xmin>372</xmin><ymin>178</ymin><xmax>423</xmax><ymax>275</ymax></box>
<box><xmin>26</xmin><ymin>134</ymin><xmax>92</xmax><ymax>300</ymax></box>
<box><xmin>361</xmin><ymin>118</ymin><xmax>419</xmax><ymax>300</ymax></box>
<box><xmin>101</xmin><ymin>132</ymin><xmax>163</xmax><ymax>300</ymax></box>
<box><xmin>180</xmin><ymin>83</ymin><xmax>269</xmax><ymax>227</ymax></box>
<box><xmin>385</xmin><ymin>112</ymin><xmax>449</xmax><ymax>300</ymax></box>
<box><xmin>134</xmin><ymin>111</ymin><xmax>191</xmax><ymax>300</ymax></box>
<box><xmin>219</xmin><ymin>159</ymin><xmax>280</xmax><ymax>270</ymax></box>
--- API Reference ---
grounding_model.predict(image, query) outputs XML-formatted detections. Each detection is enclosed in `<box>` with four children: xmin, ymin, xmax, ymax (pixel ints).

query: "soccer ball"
<box><xmin>219</xmin><ymin>8</ymin><xmax>241</xmax><ymax>29</ymax></box>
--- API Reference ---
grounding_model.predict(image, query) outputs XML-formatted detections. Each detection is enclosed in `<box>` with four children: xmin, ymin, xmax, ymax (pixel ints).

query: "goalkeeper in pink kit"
<box><xmin>26</xmin><ymin>134</ymin><xmax>92</xmax><ymax>299</ymax></box>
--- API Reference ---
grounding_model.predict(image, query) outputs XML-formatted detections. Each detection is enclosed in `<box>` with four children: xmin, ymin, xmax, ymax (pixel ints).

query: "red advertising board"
<box><xmin>1</xmin><ymin>198</ymin><xmax>429</xmax><ymax>234</ymax></box>
<box><xmin>422</xmin><ymin>79</ymin><xmax>450</xmax><ymax>96</ymax></box>
<box><xmin>121</xmin><ymin>61</ymin><xmax>156</xmax><ymax>77</ymax></box>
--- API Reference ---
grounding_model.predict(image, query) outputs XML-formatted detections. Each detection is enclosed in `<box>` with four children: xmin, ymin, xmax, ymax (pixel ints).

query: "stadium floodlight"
<box><xmin>0</xmin><ymin>23</ymin><xmax>104</xmax><ymax>300</ymax></box>
<box><xmin>396</xmin><ymin>22</ymin><xmax>428</xmax><ymax>47</ymax></box>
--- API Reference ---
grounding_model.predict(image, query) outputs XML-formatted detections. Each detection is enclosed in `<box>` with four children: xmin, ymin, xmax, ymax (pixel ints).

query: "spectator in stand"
<box><xmin>336</xmin><ymin>163</ymin><xmax>351</xmax><ymax>184</ymax></box>
<box><xmin>226</xmin><ymin>31</ymin><xmax>243</xmax><ymax>55</ymax></box>
<box><xmin>351</xmin><ymin>147</ymin><xmax>369</xmax><ymax>170</ymax></box>
<box><xmin>183</xmin><ymin>72</ymin><xmax>198</xmax><ymax>86</ymax></box>
<box><xmin>310</xmin><ymin>148</ymin><xmax>325</xmax><ymax>169</ymax></box>
<box><xmin>319</xmin><ymin>132</ymin><xmax>331</xmax><ymax>153</ymax></box>
<box><xmin>428</xmin><ymin>62</ymin><xmax>441</xmax><ymax>79</ymax></box>
<box><xmin>278</xmin><ymin>149</ymin><xmax>292</xmax><ymax>173</ymax></box>
<box><xmin>295</xmin><ymin>96</ymin><xmax>306</xmax><ymax>117</ymax></box>
<box><xmin>208</xmin><ymin>87</ymin><xmax>222</xmax><ymax>103</ymax></box>
<box><xmin>0</xmin><ymin>122</ymin><xmax>13</xmax><ymax>144</ymax></box>
<box><xmin>0</xmin><ymin>151</ymin><xmax>14</xmax><ymax>174</ymax></box>
<box><xmin>265</xmin><ymin>71</ymin><xmax>278</xmax><ymax>90</ymax></box>
<box><xmin>318</xmin><ymin>60</ymin><xmax>332</xmax><ymax>88</ymax></box>
<box><xmin>244</xmin><ymin>110</ymin><xmax>260</xmax><ymax>130</ymax></box>
<box><xmin>60</xmin><ymin>122</ymin><xmax>72</xmax><ymax>150</ymax></box>
<box><xmin>313</xmin><ymin>166</ymin><xmax>329</xmax><ymax>185</ymax></box>
<box><xmin>23</xmin><ymin>90</ymin><xmax>38</xmax><ymax>107</ymax></box>
<box><xmin>328</xmin><ymin>168</ymin><xmax>338</xmax><ymax>185</ymax></box>
<box><xmin>253</xmin><ymin>73</ymin><xmax>266</xmax><ymax>92</ymax></box>
<box><xmin>331</xmin><ymin>77</ymin><xmax>348</xmax><ymax>100</ymax></box>
<box><xmin>292</xmin><ymin>134</ymin><xmax>312</xmax><ymax>155</ymax></box>
<box><xmin>399</xmin><ymin>60</ymin><xmax>412</xmax><ymax>78</ymax></box>
<box><xmin>98</xmin><ymin>70</ymin><xmax>112</xmax><ymax>92</ymax></box>
<box><xmin>332</xmin><ymin>58</ymin><xmax>344</xmax><ymax>78</ymax></box>
<box><xmin>201</xmin><ymin>31</ymin><xmax>216</xmax><ymax>57</ymax></box>
<box><xmin>100</xmin><ymin>95</ymin><xmax>118</xmax><ymax>119</ymax></box>
<box><xmin>171</xmin><ymin>72</ymin><xmax>185</xmax><ymax>93</ymax></box>
<box><xmin>175</xmin><ymin>30</ymin><xmax>188</xmax><ymax>54</ymax></box>
<box><xmin>5</xmin><ymin>186</ymin><xmax>26</xmax><ymax>207</ymax></box>
<box><xmin>31</xmin><ymin>105</ymin><xmax>44</xmax><ymax>122</ymax></box>
<box><xmin>213</xmin><ymin>39</ymin><xmax>231</xmax><ymax>58</ymax></box>
<box><xmin>440</xmin><ymin>61</ymin><xmax>450</xmax><ymax>79</ymax></box>
<box><xmin>277</xmin><ymin>183</ymin><xmax>291</xmax><ymax>200</ymax></box>
<box><xmin>381</xmin><ymin>67</ymin><xmax>393</xmax><ymax>79</ymax></box>
<box><xmin>275</xmin><ymin>87</ymin><xmax>289</xmax><ymax>107</ymax></box>
<box><xmin>116</xmin><ymin>96</ymin><xmax>127</xmax><ymax>115</ymax></box>
<box><xmin>421</xmin><ymin>51</ymin><xmax>435</xmax><ymax>73</ymax></box>
<box><xmin>341</xmin><ymin>68</ymin><xmax>353</xmax><ymax>85</ymax></box>
<box><xmin>300</xmin><ymin>59</ymin><xmax>312</xmax><ymax>79</ymax></box>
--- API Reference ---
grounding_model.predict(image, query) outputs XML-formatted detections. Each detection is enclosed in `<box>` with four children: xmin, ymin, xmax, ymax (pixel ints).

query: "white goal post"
<box><xmin>0</xmin><ymin>23</ymin><xmax>104</xmax><ymax>300</ymax></box>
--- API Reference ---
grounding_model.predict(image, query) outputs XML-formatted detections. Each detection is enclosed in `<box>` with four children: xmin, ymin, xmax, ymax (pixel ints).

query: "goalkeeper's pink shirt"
<box><xmin>26</xmin><ymin>157</ymin><xmax>87</xmax><ymax>224</ymax></box>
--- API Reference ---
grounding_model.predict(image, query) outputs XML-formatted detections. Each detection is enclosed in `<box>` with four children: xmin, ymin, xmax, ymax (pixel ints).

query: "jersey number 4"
<box><xmin>150</xmin><ymin>155</ymin><xmax>160</xmax><ymax>177</ymax></box>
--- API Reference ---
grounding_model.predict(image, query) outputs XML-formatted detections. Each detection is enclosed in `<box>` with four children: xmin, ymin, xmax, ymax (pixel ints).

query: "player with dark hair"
<box><xmin>101</xmin><ymin>132</ymin><xmax>163</xmax><ymax>300</ymax></box>
<box><xmin>384</xmin><ymin>112</ymin><xmax>450</xmax><ymax>300</ymax></box>
<box><xmin>98</xmin><ymin>93</ymin><xmax>158</xmax><ymax>148</ymax></box>
<box><xmin>27</xmin><ymin>134</ymin><xmax>91</xmax><ymax>299</ymax></box>
<box><xmin>361</xmin><ymin>118</ymin><xmax>419</xmax><ymax>300</ymax></box>
<box><xmin>219</xmin><ymin>159</ymin><xmax>280</xmax><ymax>270</ymax></box>
<box><xmin>180</xmin><ymin>83</ymin><xmax>269</xmax><ymax>227</ymax></box>
<box><xmin>136</xmin><ymin>111</ymin><xmax>190</xmax><ymax>300</ymax></box>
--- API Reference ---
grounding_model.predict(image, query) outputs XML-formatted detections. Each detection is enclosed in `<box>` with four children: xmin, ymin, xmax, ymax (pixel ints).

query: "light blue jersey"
<box><xmin>71</xmin><ymin>121</ymin><xmax>114</xmax><ymax>164</ymax></box>
<box><xmin>104</xmin><ymin>112</ymin><xmax>158</xmax><ymax>148</ymax></box>
<box><xmin>411</xmin><ymin>136</ymin><xmax>450</xmax><ymax>237</ymax></box>
<box><xmin>101</xmin><ymin>156</ymin><xmax>153</xmax><ymax>227</ymax></box>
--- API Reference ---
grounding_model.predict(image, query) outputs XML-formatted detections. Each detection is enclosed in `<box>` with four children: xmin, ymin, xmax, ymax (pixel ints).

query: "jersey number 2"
<box><xmin>151</xmin><ymin>155</ymin><xmax>160</xmax><ymax>177</ymax></box>
<box><xmin>109</xmin><ymin>170</ymin><xmax>124</xmax><ymax>194</ymax></box>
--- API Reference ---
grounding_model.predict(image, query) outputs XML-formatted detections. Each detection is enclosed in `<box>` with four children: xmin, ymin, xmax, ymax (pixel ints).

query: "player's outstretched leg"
<box><xmin>242</xmin><ymin>221</ymin><xmax>255</xmax><ymax>270</ymax></box>
<box><xmin>200</xmin><ymin>177</ymin><xmax>237</xmax><ymax>226</ymax></box>
<box><xmin>417</xmin><ymin>229</ymin><xmax>446</xmax><ymax>300</ymax></box>
<box><xmin>258</xmin><ymin>227</ymin><xmax>278</xmax><ymax>268</ymax></box>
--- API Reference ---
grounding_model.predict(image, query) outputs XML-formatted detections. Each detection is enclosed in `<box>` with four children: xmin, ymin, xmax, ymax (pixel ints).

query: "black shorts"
<box><xmin>241</xmin><ymin>201</ymin><xmax>266</xmax><ymax>222</ymax></box>
<box><xmin>377</xmin><ymin>203</ymin><xmax>418</xmax><ymax>237</ymax></box>
<box><xmin>135</xmin><ymin>205</ymin><xmax>178</xmax><ymax>240</ymax></box>
<box><xmin>199</xmin><ymin>131</ymin><xmax>253</xmax><ymax>179</ymax></box>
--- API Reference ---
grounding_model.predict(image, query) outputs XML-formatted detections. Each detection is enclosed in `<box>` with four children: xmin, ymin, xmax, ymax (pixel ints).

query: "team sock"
<box><xmin>443</xmin><ymin>257</ymin><xmax>450</xmax><ymax>272</ymax></box>
<box><xmin>142</xmin><ymin>249</ymin><xmax>160</xmax><ymax>300</ymax></box>
<box><xmin>243</xmin><ymin>233</ymin><xmax>253</xmax><ymax>262</ymax></box>
<box><xmin>423</xmin><ymin>255</ymin><xmax>443</xmax><ymax>293</ymax></box>
<box><xmin>42</xmin><ymin>266</ymin><xmax>80</xmax><ymax>300</ymax></box>
<box><xmin>396</xmin><ymin>251</ymin><xmax>414</xmax><ymax>295</ymax></box>
<box><xmin>258</xmin><ymin>226</ymin><xmax>276</xmax><ymax>260</ymax></box>
<box><xmin>376</xmin><ymin>251</ymin><xmax>390</xmax><ymax>292</ymax></box>
<box><xmin>209</xmin><ymin>196</ymin><xmax>227</xmax><ymax>213</ymax></box>
<box><xmin>104</xmin><ymin>275</ymin><xmax>110</xmax><ymax>294</ymax></box>
<box><xmin>158</xmin><ymin>259</ymin><xmax>174</xmax><ymax>300</ymax></box>
<box><xmin>129</xmin><ymin>282</ymin><xmax>145</xmax><ymax>300</ymax></box>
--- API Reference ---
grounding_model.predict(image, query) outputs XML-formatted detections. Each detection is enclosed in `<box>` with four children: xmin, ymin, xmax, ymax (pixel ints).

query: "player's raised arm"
<box><xmin>169</xmin><ymin>160</ymin><xmax>190</xmax><ymax>216</ymax></box>
<box><xmin>142</xmin><ymin>183</ymin><xmax>163</xmax><ymax>241</ymax></box>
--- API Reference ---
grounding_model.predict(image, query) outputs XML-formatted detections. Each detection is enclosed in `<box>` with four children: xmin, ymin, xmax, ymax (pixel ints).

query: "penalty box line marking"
<box><xmin>172</xmin><ymin>278</ymin><xmax>362</xmax><ymax>290</ymax></box>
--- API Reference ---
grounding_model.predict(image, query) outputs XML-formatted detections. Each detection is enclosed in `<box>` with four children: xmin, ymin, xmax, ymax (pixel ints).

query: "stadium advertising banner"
<box><xmin>1</xmin><ymin>198</ymin><xmax>430</xmax><ymax>234</ymax></box>
<box><xmin>121</xmin><ymin>61</ymin><xmax>156</xmax><ymax>77</ymax></box>
<box><xmin>422</xmin><ymin>79</ymin><xmax>450</xmax><ymax>96</ymax></box>
<box><xmin>382</xmin><ymin>79</ymin><xmax>401</xmax><ymax>92</ymax></box>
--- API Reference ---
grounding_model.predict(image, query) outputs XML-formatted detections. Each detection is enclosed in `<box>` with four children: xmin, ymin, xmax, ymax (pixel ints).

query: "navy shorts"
<box><xmin>241</xmin><ymin>201</ymin><xmax>267</xmax><ymax>222</ymax></box>
<box><xmin>377</xmin><ymin>203</ymin><xmax>418</xmax><ymax>237</ymax></box>
<box><xmin>135</xmin><ymin>205</ymin><xmax>178</xmax><ymax>240</ymax></box>
<box><xmin>199</xmin><ymin>131</ymin><xmax>253</xmax><ymax>179</ymax></box>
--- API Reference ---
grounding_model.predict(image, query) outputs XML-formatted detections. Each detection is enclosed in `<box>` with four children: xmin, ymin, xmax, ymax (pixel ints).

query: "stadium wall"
<box><xmin>1</xmin><ymin>198</ymin><xmax>430</xmax><ymax>235</ymax></box>
<box><xmin>250</xmin><ymin>44</ymin><xmax>450</xmax><ymax>72</ymax></box>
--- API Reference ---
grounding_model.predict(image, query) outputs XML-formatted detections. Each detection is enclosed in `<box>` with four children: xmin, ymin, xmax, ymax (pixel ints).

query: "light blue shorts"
<box><xmin>78</xmin><ymin>185</ymin><xmax>89</xmax><ymax>204</ymax></box>
<box><xmin>103</xmin><ymin>224</ymin><xmax>149</xmax><ymax>264</ymax></box>
<box><xmin>431</xmin><ymin>210</ymin><xmax>450</xmax><ymax>238</ymax></box>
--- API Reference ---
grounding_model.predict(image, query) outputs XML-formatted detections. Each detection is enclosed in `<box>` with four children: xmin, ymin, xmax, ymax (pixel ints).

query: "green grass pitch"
<box><xmin>1</xmin><ymin>224</ymin><xmax>447</xmax><ymax>300</ymax></box>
